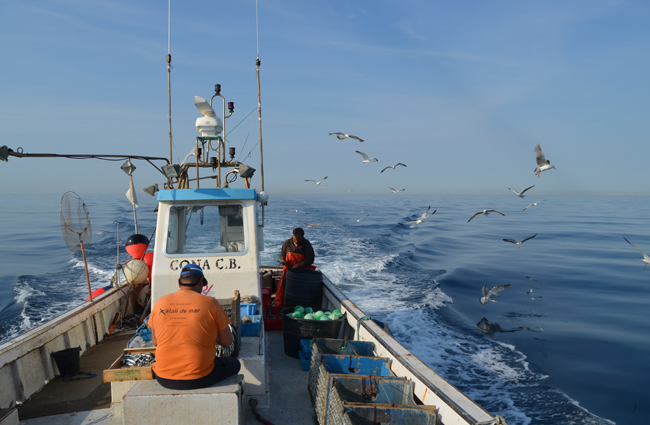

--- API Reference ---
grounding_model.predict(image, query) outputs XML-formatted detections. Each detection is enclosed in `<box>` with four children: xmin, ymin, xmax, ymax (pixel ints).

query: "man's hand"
<box><xmin>280</xmin><ymin>260</ymin><xmax>287</xmax><ymax>266</ymax></box>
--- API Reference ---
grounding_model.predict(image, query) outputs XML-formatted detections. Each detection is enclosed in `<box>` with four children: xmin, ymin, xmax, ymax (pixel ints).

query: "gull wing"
<box><xmin>418</xmin><ymin>206</ymin><xmax>431</xmax><ymax>219</ymax></box>
<box><xmin>320</xmin><ymin>176</ymin><xmax>328</xmax><ymax>182</ymax></box>
<box><xmin>328</xmin><ymin>132</ymin><xmax>343</xmax><ymax>136</ymax></box>
<box><xmin>487</xmin><ymin>209</ymin><xmax>505</xmax><ymax>216</ymax></box>
<box><xmin>468</xmin><ymin>212</ymin><xmax>482</xmax><ymax>222</ymax></box>
<box><xmin>522</xmin><ymin>234</ymin><xmax>537</xmax><ymax>243</ymax></box>
<box><xmin>508</xmin><ymin>188</ymin><xmax>519</xmax><ymax>195</ymax></box>
<box><xmin>520</xmin><ymin>185</ymin><xmax>535</xmax><ymax>195</ymax></box>
<box><xmin>491</xmin><ymin>284</ymin><xmax>511</xmax><ymax>296</ymax></box>
<box><xmin>311</xmin><ymin>222</ymin><xmax>323</xmax><ymax>228</ymax></box>
<box><xmin>424</xmin><ymin>209</ymin><xmax>437</xmax><ymax>219</ymax></box>
<box><xmin>482</xmin><ymin>285</ymin><xmax>489</xmax><ymax>298</ymax></box>
<box><xmin>503</xmin><ymin>239</ymin><xmax>517</xmax><ymax>244</ymax></box>
<box><xmin>396</xmin><ymin>163</ymin><xmax>407</xmax><ymax>168</ymax></box>
<box><xmin>356</xmin><ymin>151</ymin><xmax>370</xmax><ymax>161</ymax></box>
<box><xmin>349</xmin><ymin>135</ymin><xmax>364</xmax><ymax>142</ymax></box>
<box><xmin>305</xmin><ymin>180</ymin><xmax>316</xmax><ymax>182</ymax></box>
<box><xmin>624</xmin><ymin>237</ymin><xmax>650</xmax><ymax>260</ymax></box>
<box><xmin>380</xmin><ymin>166</ymin><xmax>391</xmax><ymax>173</ymax></box>
<box><xmin>534</xmin><ymin>144</ymin><xmax>549</xmax><ymax>166</ymax></box>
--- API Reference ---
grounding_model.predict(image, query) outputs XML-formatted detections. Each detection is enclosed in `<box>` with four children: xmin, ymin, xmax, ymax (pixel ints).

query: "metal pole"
<box><xmin>80</xmin><ymin>239</ymin><xmax>99</xmax><ymax>345</ymax></box>
<box><xmin>256</xmin><ymin>56</ymin><xmax>265</xmax><ymax>193</ymax></box>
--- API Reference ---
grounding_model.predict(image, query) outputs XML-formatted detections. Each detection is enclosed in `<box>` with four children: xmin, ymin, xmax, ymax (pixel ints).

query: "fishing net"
<box><xmin>60</xmin><ymin>191</ymin><xmax>92</xmax><ymax>252</ymax></box>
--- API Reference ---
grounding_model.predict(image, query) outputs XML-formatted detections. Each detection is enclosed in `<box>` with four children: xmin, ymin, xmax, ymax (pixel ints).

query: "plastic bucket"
<box><xmin>51</xmin><ymin>346</ymin><xmax>81</xmax><ymax>377</ymax></box>
<box><xmin>284</xmin><ymin>268</ymin><xmax>322</xmax><ymax>309</ymax></box>
<box><xmin>281</xmin><ymin>308</ymin><xmax>343</xmax><ymax>358</ymax></box>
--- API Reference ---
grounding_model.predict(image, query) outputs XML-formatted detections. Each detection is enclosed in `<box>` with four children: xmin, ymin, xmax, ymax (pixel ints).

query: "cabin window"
<box><xmin>165</xmin><ymin>204</ymin><xmax>246</xmax><ymax>255</ymax></box>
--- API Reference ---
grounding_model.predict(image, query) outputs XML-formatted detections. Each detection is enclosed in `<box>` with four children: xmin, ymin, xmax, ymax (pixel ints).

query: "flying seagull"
<box><xmin>355</xmin><ymin>151</ymin><xmax>378</xmax><ymax>163</ymax></box>
<box><xmin>389</xmin><ymin>187</ymin><xmax>405</xmax><ymax>193</ymax></box>
<box><xmin>623</xmin><ymin>236</ymin><xmax>650</xmax><ymax>269</ymax></box>
<box><xmin>398</xmin><ymin>206</ymin><xmax>436</xmax><ymax>229</ymax></box>
<box><xmin>534</xmin><ymin>144</ymin><xmax>556</xmax><ymax>178</ymax></box>
<box><xmin>380</xmin><ymin>163</ymin><xmax>407</xmax><ymax>173</ymax></box>
<box><xmin>503</xmin><ymin>234</ymin><xmax>537</xmax><ymax>248</ymax></box>
<box><xmin>468</xmin><ymin>209</ymin><xmax>505</xmax><ymax>222</ymax></box>
<box><xmin>329</xmin><ymin>132</ymin><xmax>364</xmax><ymax>142</ymax></box>
<box><xmin>480</xmin><ymin>284</ymin><xmax>511</xmax><ymax>305</ymax></box>
<box><xmin>508</xmin><ymin>185</ymin><xmax>535</xmax><ymax>198</ymax></box>
<box><xmin>523</xmin><ymin>200</ymin><xmax>546</xmax><ymax>211</ymax></box>
<box><xmin>299</xmin><ymin>221</ymin><xmax>322</xmax><ymax>229</ymax></box>
<box><xmin>305</xmin><ymin>176</ymin><xmax>328</xmax><ymax>186</ymax></box>
<box><xmin>353</xmin><ymin>214</ymin><xmax>369</xmax><ymax>222</ymax></box>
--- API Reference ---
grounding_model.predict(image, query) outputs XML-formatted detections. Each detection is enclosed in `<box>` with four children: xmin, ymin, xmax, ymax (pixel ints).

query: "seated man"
<box><xmin>149</xmin><ymin>264</ymin><xmax>241</xmax><ymax>390</ymax></box>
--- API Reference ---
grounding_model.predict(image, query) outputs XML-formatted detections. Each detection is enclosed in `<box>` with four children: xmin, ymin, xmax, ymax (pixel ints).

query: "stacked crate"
<box><xmin>307</xmin><ymin>339</ymin><xmax>437</xmax><ymax>425</ymax></box>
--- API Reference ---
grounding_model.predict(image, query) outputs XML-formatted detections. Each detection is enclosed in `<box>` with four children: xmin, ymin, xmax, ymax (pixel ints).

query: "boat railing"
<box><xmin>0</xmin><ymin>285</ymin><xmax>126</xmax><ymax>409</ymax></box>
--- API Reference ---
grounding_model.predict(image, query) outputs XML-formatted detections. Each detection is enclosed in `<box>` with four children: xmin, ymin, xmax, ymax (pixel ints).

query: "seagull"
<box><xmin>503</xmin><ymin>234</ymin><xmax>537</xmax><ymax>248</ymax></box>
<box><xmin>329</xmin><ymin>132</ymin><xmax>364</xmax><ymax>142</ymax></box>
<box><xmin>285</xmin><ymin>209</ymin><xmax>309</xmax><ymax>214</ymax></box>
<box><xmin>353</xmin><ymin>214</ymin><xmax>369</xmax><ymax>222</ymax></box>
<box><xmin>508</xmin><ymin>185</ymin><xmax>535</xmax><ymax>198</ymax></box>
<box><xmin>355</xmin><ymin>151</ymin><xmax>378</xmax><ymax>163</ymax></box>
<box><xmin>623</xmin><ymin>237</ymin><xmax>650</xmax><ymax>269</ymax></box>
<box><xmin>380</xmin><ymin>163</ymin><xmax>407</xmax><ymax>173</ymax></box>
<box><xmin>398</xmin><ymin>206</ymin><xmax>436</xmax><ymax>229</ymax></box>
<box><xmin>534</xmin><ymin>144</ymin><xmax>556</xmax><ymax>178</ymax></box>
<box><xmin>526</xmin><ymin>289</ymin><xmax>534</xmax><ymax>295</ymax></box>
<box><xmin>305</xmin><ymin>176</ymin><xmax>328</xmax><ymax>186</ymax></box>
<box><xmin>523</xmin><ymin>200</ymin><xmax>546</xmax><ymax>211</ymax></box>
<box><xmin>480</xmin><ymin>284</ymin><xmax>511</xmax><ymax>305</ymax></box>
<box><xmin>299</xmin><ymin>221</ymin><xmax>322</xmax><ymax>229</ymax></box>
<box><xmin>389</xmin><ymin>187</ymin><xmax>405</xmax><ymax>193</ymax></box>
<box><xmin>468</xmin><ymin>209</ymin><xmax>505</xmax><ymax>222</ymax></box>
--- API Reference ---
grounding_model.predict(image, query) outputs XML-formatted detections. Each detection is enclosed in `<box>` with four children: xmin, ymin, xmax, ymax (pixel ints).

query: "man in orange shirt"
<box><xmin>149</xmin><ymin>264</ymin><xmax>240</xmax><ymax>390</ymax></box>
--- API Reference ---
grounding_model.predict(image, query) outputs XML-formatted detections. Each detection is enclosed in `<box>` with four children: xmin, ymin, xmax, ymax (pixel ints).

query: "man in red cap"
<box><xmin>149</xmin><ymin>264</ymin><xmax>240</xmax><ymax>389</ymax></box>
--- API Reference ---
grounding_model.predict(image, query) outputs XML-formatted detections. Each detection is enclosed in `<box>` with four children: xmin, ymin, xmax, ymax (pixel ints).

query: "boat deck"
<box><xmin>17</xmin><ymin>329</ymin><xmax>316</xmax><ymax>425</ymax></box>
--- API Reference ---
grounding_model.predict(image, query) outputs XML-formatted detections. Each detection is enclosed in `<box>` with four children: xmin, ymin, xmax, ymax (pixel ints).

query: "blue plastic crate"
<box><xmin>241</xmin><ymin>303</ymin><xmax>258</xmax><ymax>317</ymax></box>
<box><xmin>241</xmin><ymin>315</ymin><xmax>261</xmax><ymax>337</ymax></box>
<box><xmin>300</xmin><ymin>339</ymin><xmax>312</xmax><ymax>353</ymax></box>
<box><xmin>299</xmin><ymin>350</ymin><xmax>311</xmax><ymax>371</ymax></box>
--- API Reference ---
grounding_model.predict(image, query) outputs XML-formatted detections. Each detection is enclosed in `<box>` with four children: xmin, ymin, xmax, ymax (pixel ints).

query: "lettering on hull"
<box><xmin>169</xmin><ymin>259</ymin><xmax>241</xmax><ymax>271</ymax></box>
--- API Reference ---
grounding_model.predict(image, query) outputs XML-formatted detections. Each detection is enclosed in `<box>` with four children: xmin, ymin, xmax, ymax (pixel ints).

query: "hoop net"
<box><xmin>60</xmin><ymin>191</ymin><xmax>92</xmax><ymax>252</ymax></box>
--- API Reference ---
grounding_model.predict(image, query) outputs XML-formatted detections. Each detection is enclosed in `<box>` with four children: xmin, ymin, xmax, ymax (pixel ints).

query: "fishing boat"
<box><xmin>0</xmin><ymin>16</ymin><xmax>505</xmax><ymax>423</ymax></box>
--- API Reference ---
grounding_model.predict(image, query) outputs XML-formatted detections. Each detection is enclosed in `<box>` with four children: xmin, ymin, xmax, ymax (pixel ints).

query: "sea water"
<box><xmin>1</xmin><ymin>193</ymin><xmax>648</xmax><ymax>425</ymax></box>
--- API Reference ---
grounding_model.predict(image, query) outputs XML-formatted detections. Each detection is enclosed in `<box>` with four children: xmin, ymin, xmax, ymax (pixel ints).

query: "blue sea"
<box><xmin>1</xmin><ymin>193</ymin><xmax>649</xmax><ymax>425</ymax></box>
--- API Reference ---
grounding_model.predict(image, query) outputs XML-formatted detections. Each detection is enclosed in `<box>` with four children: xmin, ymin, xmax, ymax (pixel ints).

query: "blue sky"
<box><xmin>1</xmin><ymin>1</ymin><xmax>649</xmax><ymax>196</ymax></box>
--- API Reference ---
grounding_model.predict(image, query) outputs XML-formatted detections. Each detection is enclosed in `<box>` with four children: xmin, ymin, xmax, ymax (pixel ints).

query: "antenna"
<box><xmin>256</xmin><ymin>0</ymin><xmax>267</xmax><ymax>224</ymax></box>
<box><xmin>167</xmin><ymin>0</ymin><xmax>173</xmax><ymax>187</ymax></box>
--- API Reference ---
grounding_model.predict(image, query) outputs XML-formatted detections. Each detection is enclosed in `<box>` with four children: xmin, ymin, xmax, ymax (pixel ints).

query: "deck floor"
<box><xmin>17</xmin><ymin>328</ymin><xmax>317</xmax><ymax>425</ymax></box>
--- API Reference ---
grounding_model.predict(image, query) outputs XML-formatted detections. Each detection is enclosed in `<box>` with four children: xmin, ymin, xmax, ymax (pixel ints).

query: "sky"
<box><xmin>1</xmin><ymin>0</ymin><xmax>650</xmax><ymax>196</ymax></box>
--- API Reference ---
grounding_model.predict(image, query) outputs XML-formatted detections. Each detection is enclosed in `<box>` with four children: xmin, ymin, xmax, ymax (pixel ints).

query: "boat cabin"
<box><xmin>151</xmin><ymin>188</ymin><xmax>264</xmax><ymax>304</ymax></box>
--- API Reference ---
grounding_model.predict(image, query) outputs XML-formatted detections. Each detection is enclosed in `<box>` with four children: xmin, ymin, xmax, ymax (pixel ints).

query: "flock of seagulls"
<box><xmin>390</xmin><ymin>143</ymin><xmax>557</xmax><ymax>306</ymax></box>
<box><xmin>302</xmin><ymin>133</ymin><xmax>409</xmax><ymax>193</ymax></box>
<box><xmin>299</xmin><ymin>139</ymin><xmax>646</xmax><ymax>311</ymax></box>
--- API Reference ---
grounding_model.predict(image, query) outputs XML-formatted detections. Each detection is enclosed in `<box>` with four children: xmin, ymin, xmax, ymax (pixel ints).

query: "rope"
<box><xmin>356</xmin><ymin>316</ymin><xmax>370</xmax><ymax>341</ymax></box>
